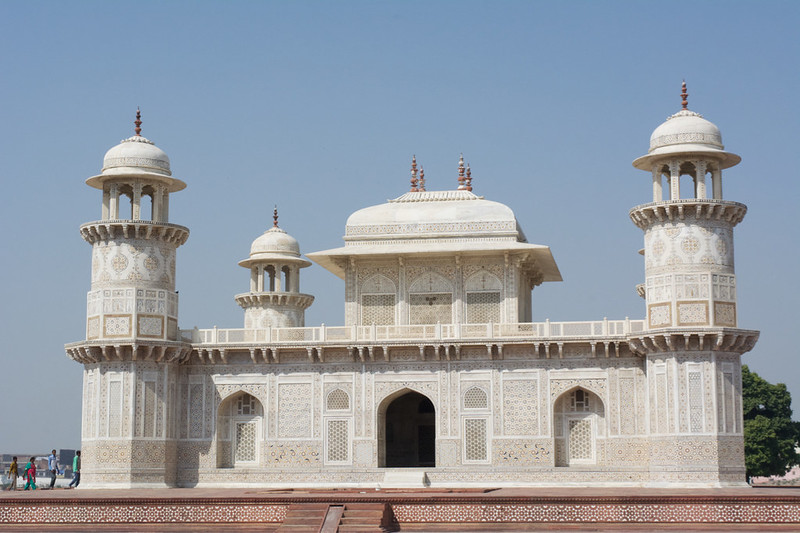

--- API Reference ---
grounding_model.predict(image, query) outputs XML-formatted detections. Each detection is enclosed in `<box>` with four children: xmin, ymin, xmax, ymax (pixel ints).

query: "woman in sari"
<box><xmin>23</xmin><ymin>457</ymin><xmax>36</xmax><ymax>490</ymax></box>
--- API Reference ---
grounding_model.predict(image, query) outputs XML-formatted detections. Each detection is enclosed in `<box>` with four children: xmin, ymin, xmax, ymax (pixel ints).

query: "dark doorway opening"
<box><xmin>384</xmin><ymin>391</ymin><xmax>436</xmax><ymax>467</ymax></box>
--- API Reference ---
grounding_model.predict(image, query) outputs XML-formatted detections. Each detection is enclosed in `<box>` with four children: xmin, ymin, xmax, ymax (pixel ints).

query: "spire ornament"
<box><xmin>273</xmin><ymin>206</ymin><xmax>279</xmax><ymax>228</ymax></box>
<box><xmin>410</xmin><ymin>155</ymin><xmax>419</xmax><ymax>192</ymax></box>
<box><xmin>418</xmin><ymin>167</ymin><xmax>425</xmax><ymax>192</ymax></box>
<box><xmin>465</xmin><ymin>163</ymin><xmax>472</xmax><ymax>192</ymax></box>
<box><xmin>457</xmin><ymin>154</ymin><xmax>466</xmax><ymax>190</ymax></box>
<box><xmin>681</xmin><ymin>81</ymin><xmax>689</xmax><ymax>110</ymax></box>
<box><xmin>134</xmin><ymin>107</ymin><xmax>142</xmax><ymax>136</ymax></box>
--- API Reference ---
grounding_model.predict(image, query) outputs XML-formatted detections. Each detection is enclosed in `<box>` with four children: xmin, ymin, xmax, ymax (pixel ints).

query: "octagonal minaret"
<box><xmin>628</xmin><ymin>84</ymin><xmax>759</xmax><ymax>487</ymax></box>
<box><xmin>235</xmin><ymin>208</ymin><xmax>314</xmax><ymax>328</ymax></box>
<box><xmin>631</xmin><ymin>83</ymin><xmax>745</xmax><ymax>330</ymax></box>
<box><xmin>65</xmin><ymin>111</ymin><xmax>190</xmax><ymax>488</ymax></box>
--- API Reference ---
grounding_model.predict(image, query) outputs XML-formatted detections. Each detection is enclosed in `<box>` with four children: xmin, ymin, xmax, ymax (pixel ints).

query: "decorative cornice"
<box><xmin>64</xmin><ymin>340</ymin><xmax>192</xmax><ymax>364</ymax></box>
<box><xmin>626</xmin><ymin>328</ymin><xmax>759</xmax><ymax>356</ymax></box>
<box><xmin>629</xmin><ymin>199</ymin><xmax>747</xmax><ymax>230</ymax></box>
<box><xmin>234</xmin><ymin>292</ymin><xmax>315</xmax><ymax>310</ymax></box>
<box><xmin>80</xmin><ymin>220</ymin><xmax>190</xmax><ymax>246</ymax></box>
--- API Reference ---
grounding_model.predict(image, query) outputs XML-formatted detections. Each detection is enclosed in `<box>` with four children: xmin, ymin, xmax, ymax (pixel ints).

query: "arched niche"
<box><xmin>216</xmin><ymin>391</ymin><xmax>264</xmax><ymax>468</ymax></box>
<box><xmin>553</xmin><ymin>387</ymin><xmax>605</xmax><ymax>467</ymax></box>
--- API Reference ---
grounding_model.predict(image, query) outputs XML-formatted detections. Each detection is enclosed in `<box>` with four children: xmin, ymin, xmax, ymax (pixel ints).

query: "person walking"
<box><xmin>6</xmin><ymin>457</ymin><xmax>18</xmax><ymax>491</ymax></box>
<box><xmin>23</xmin><ymin>457</ymin><xmax>36</xmax><ymax>490</ymax></box>
<box><xmin>48</xmin><ymin>450</ymin><xmax>58</xmax><ymax>489</ymax></box>
<box><xmin>68</xmin><ymin>451</ymin><xmax>81</xmax><ymax>488</ymax></box>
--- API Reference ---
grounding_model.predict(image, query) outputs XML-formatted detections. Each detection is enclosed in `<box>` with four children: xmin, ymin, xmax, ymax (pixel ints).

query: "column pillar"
<box><xmin>712</xmin><ymin>168</ymin><xmax>723</xmax><ymax>199</ymax></box>
<box><xmin>275</xmin><ymin>264</ymin><xmax>282</xmax><ymax>292</ymax></box>
<box><xmin>695</xmin><ymin>160</ymin><xmax>707</xmax><ymax>199</ymax></box>
<box><xmin>669</xmin><ymin>160</ymin><xmax>680</xmax><ymax>200</ymax></box>
<box><xmin>651</xmin><ymin>165</ymin><xmax>663</xmax><ymax>202</ymax></box>
<box><xmin>161</xmin><ymin>190</ymin><xmax>170</xmax><ymax>222</ymax></box>
<box><xmin>110</xmin><ymin>183</ymin><xmax>120</xmax><ymax>220</ymax></box>
<box><xmin>132</xmin><ymin>183</ymin><xmax>143</xmax><ymax>220</ymax></box>
<box><xmin>102</xmin><ymin>187</ymin><xmax>111</xmax><ymax>220</ymax></box>
<box><xmin>251</xmin><ymin>267</ymin><xmax>258</xmax><ymax>292</ymax></box>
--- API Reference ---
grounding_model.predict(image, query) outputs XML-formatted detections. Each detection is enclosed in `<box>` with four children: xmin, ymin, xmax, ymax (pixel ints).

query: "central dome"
<box><xmin>345</xmin><ymin>190</ymin><xmax>524</xmax><ymax>242</ymax></box>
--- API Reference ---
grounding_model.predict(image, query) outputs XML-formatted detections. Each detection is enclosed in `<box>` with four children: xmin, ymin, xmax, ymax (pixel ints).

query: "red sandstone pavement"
<box><xmin>2</xmin><ymin>486</ymin><xmax>799</xmax><ymax>532</ymax></box>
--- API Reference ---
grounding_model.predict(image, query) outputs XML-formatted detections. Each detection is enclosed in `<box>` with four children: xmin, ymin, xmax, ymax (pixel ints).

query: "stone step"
<box><xmin>276</xmin><ymin>503</ymin><xmax>329</xmax><ymax>532</ymax></box>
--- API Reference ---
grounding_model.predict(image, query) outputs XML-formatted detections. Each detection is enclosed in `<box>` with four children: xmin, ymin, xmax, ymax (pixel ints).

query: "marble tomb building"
<box><xmin>66</xmin><ymin>87</ymin><xmax>759</xmax><ymax>488</ymax></box>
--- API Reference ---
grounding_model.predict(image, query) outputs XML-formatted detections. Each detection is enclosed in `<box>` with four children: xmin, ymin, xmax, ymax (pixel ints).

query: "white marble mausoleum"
<box><xmin>66</xmin><ymin>87</ymin><xmax>759</xmax><ymax>488</ymax></box>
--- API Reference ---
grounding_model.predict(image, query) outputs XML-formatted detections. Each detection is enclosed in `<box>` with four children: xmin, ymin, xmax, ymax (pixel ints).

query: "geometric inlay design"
<box><xmin>326</xmin><ymin>419</ymin><xmax>349</xmax><ymax>462</ymax></box>
<box><xmin>137</xmin><ymin>315</ymin><xmax>164</xmax><ymax>338</ymax></box>
<box><xmin>465</xmin><ymin>291</ymin><xmax>501</xmax><ymax>324</ymax></box>
<box><xmin>464</xmin><ymin>418</ymin><xmax>488</xmax><ymax>462</ymax></box>
<box><xmin>648</xmin><ymin>304</ymin><xmax>671</xmax><ymax>327</ymax></box>
<box><xmin>714</xmin><ymin>302</ymin><xmax>736</xmax><ymax>327</ymax></box>
<box><xmin>104</xmin><ymin>315</ymin><xmax>131</xmax><ymax>337</ymax></box>
<box><xmin>677</xmin><ymin>301</ymin><xmax>709</xmax><ymax>325</ymax></box>
<box><xmin>362</xmin><ymin>294</ymin><xmax>395</xmax><ymax>326</ymax></box>
<box><xmin>463</xmin><ymin>387</ymin><xmax>489</xmax><ymax>410</ymax></box>
<box><xmin>235</xmin><ymin>421</ymin><xmax>257</xmax><ymax>463</ymax></box>
<box><xmin>567</xmin><ymin>418</ymin><xmax>592</xmax><ymax>462</ymax></box>
<box><xmin>409</xmin><ymin>293</ymin><xmax>452</xmax><ymax>325</ymax></box>
<box><xmin>326</xmin><ymin>389</ymin><xmax>350</xmax><ymax>411</ymax></box>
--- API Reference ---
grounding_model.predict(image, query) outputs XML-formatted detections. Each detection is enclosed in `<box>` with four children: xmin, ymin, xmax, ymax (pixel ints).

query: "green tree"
<box><xmin>742</xmin><ymin>365</ymin><xmax>800</xmax><ymax>479</ymax></box>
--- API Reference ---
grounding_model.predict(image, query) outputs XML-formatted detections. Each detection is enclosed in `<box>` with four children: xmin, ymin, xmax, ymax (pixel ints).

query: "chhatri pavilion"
<box><xmin>66</xmin><ymin>85</ymin><xmax>758</xmax><ymax>488</ymax></box>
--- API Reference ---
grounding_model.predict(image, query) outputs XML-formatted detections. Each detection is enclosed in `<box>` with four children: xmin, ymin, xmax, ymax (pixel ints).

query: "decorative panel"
<box><xmin>465</xmin><ymin>292</ymin><xmax>501</xmax><ymax>324</ymax></box>
<box><xmin>361</xmin><ymin>294</ymin><xmax>395</xmax><ymax>326</ymax></box>
<box><xmin>326</xmin><ymin>419</ymin><xmax>349</xmax><ymax>463</ymax></box>
<box><xmin>463</xmin><ymin>387</ymin><xmax>488</xmax><ymax>410</ymax></box>
<box><xmin>409</xmin><ymin>293</ymin><xmax>452</xmax><ymax>325</ymax></box>
<box><xmin>278</xmin><ymin>383</ymin><xmax>312</xmax><ymax>438</ymax></box>
<box><xmin>464</xmin><ymin>418</ymin><xmax>488</xmax><ymax>462</ymax></box>
<box><xmin>235</xmin><ymin>421</ymin><xmax>257</xmax><ymax>463</ymax></box>
<box><xmin>326</xmin><ymin>389</ymin><xmax>350</xmax><ymax>411</ymax></box>
<box><xmin>502</xmin><ymin>379</ymin><xmax>538</xmax><ymax>436</ymax></box>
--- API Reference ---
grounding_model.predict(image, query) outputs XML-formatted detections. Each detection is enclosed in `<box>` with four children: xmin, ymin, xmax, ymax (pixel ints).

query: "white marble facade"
<box><xmin>66</xmin><ymin>90</ymin><xmax>758</xmax><ymax>488</ymax></box>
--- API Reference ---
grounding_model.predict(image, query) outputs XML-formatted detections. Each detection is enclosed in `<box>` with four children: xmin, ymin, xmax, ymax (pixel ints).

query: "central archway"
<box><xmin>379</xmin><ymin>390</ymin><xmax>436</xmax><ymax>467</ymax></box>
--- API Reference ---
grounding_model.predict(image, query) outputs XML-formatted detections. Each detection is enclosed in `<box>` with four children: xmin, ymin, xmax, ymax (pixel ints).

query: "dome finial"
<box><xmin>681</xmin><ymin>81</ymin><xmax>689</xmax><ymax>110</ymax></box>
<box><xmin>465</xmin><ymin>163</ymin><xmax>472</xmax><ymax>192</ymax></box>
<box><xmin>457</xmin><ymin>153</ymin><xmax>466</xmax><ymax>190</ymax></box>
<box><xmin>134</xmin><ymin>107</ymin><xmax>142</xmax><ymax>136</ymax></box>
<box><xmin>419</xmin><ymin>166</ymin><xmax>426</xmax><ymax>192</ymax></box>
<box><xmin>410</xmin><ymin>155</ymin><xmax>419</xmax><ymax>192</ymax></box>
<box><xmin>273</xmin><ymin>205</ymin><xmax>279</xmax><ymax>228</ymax></box>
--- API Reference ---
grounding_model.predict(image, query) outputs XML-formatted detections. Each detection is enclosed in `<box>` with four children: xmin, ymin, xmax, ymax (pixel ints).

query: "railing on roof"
<box><xmin>181</xmin><ymin>319</ymin><xmax>645</xmax><ymax>345</ymax></box>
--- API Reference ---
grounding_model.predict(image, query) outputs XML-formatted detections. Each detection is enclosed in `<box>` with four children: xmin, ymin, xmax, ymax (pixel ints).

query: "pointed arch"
<box><xmin>377</xmin><ymin>388</ymin><xmax>436</xmax><ymax>467</ymax></box>
<box><xmin>216</xmin><ymin>390</ymin><xmax>265</xmax><ymax>468</ymax></box>
<box><xmin>552</xmin><ymin>387</ymin><xmax>605</xmax><ymax>467</ymax></box>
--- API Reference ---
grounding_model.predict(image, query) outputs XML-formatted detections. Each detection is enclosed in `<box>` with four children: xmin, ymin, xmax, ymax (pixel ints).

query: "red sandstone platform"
<box><xmin>2</xmin><ymin>486</ymin><xmax>799</xmax><ymax>531</ymax></box>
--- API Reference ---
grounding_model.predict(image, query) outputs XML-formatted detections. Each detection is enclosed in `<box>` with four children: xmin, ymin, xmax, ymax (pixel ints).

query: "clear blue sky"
<box><xmin>1</xmin><ymin>1</ymin><xmax>798</xmax><ymax>453</ymax></box>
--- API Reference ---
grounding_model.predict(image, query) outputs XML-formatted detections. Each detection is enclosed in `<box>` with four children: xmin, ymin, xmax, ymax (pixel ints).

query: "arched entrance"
<box><xmin>216</xmin><ymin>392</ymin><xmax>264</xmax><ymax>468</ymax></box>
<box><xmin>379</xmin><ymin>390</ymin><xmax>436</xmax><ymax>467</ymax></box>
<box><xmin>553</xmin><ymin>387</ymin><xmax>605</xmax><ymax>467</ymax></box>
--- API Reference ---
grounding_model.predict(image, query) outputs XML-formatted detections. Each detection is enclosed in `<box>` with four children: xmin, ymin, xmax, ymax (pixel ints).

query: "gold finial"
<box><xmin>681</xmin><ymin>81</ymin><xmax>689</xmax><ymax>110</ymax></box>
<box><xmin>134</xmin><ymin>107</ymin><xmax>142</xmax><ymax>136</ymax></box>
<box><xmin>457</xmin><ymin>153</ymin><xmax>466</xmax><ymax>190</ymax></box>
<box><xmin>410</xmin><ymin>155</ymin><xmax>419</xmax><ymax>192</ymax></box>
<box><xmin>273</xmin><ymin>206</ymin><xmax>279</xmax><ymax>228</ymax></box>
<box><xmin>419</xmin><ymin>166</ymin><xmax>426</xmax><ymax>192</ymax></box>
<box><xmin>465</xmin><ymin>164</ymin><xmax>472</xmax><ymax>192</ymax></box>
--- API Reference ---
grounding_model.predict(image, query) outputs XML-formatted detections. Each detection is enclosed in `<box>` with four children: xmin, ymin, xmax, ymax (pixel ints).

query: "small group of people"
<box><xmin>4</xmin><ymin>450</ymin><xmax>81</xmax><ymax>491</ymax></box>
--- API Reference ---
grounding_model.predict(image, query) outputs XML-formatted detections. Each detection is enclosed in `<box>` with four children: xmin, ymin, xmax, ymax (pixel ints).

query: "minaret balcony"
<box><xmin>80</xmin><ymin>220</ymin><xmax>189</xmax><ymax>245</ymax></box>
<box><xmin>629</xmin><ymin>199</ymin><xmax>746</xmax><ymax>230</ymax></box>
<box><xmin>234</xmin><ymin>292</ymin><xmax>315</xmax><ymax>309</ymax></box>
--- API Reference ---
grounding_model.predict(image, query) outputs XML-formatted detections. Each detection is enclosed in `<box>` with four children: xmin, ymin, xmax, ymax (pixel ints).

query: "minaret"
<box><xmin>65</xmin><ymin>111</ymin><xmax>190</xmax><ymax>487</ymax></box>
<box><xmin>235</xmin><ymin>208</ymin><xmax>314</xmax><ymax>328</ymax></box>
<box><xmin>631</xmin><ymin>82</ymin><xmax>745</xmax><ymax>329</ymax></box>
<box><xmin>628</xmin><ymin>84</ymin><xmax>759</xmax><ymax>486</ymax></box>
